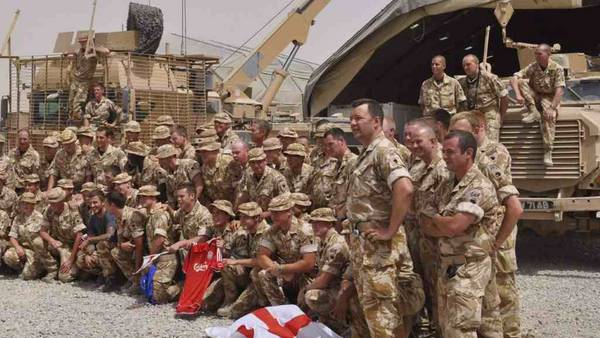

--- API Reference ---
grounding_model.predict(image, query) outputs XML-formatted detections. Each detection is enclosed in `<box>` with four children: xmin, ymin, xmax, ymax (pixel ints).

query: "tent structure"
<box><xmin>304</xmin><ymin>0</ymin><xmax>600</xmax><ymax>117</ymax></box>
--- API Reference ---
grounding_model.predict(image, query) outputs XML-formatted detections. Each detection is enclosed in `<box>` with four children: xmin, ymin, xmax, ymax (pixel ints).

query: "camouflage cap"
<box><xmin>309</xmin><ymin>207</ymin><xmax>336</xmax><ymax>223</ymax></box>
<box><xmin>57</xmin><ymin>179</ymin><xmax>75</xmax><ymax>189</ymax></box>
<box><xmin>268</xmin><ymin>193</ymin><xmax>294</xmax><ymax>212</ymax></box>
<box><xmin>125</xmin><ymin>141</ymin><xmax>149</xmax><ymax>157</ymax></box>
<box><xmin>283</xmin><ymin>143</ymin><xmax>307</xmax><ymax>157</ymax></box>
<box><xmin>80</xmin><ymin>182</ymin><xmax>97</xmax><ymax>192</ymax></box>
<box><xmin>24</xmin><ymin>173</ymin><xmax>40</xmax><ymax>183</ymax></box>
<box><xmin>156</xmin><ymin>144</ymin><xmax>179</xmax><ymax>159</ymax></box>
<box><xmin>198</xmin><ymin>141</ymin><xmax>221</xmax><ymax>152</ymax></box>
<box><xmin>210</xmin><ymin>200</ymin><xmax>235</xmax><ymax>217</ymax></box>
<box><xmin>238</xmin><ymin>202</ymin><xmax>263</xmax><ymax>217</ymax></box>
<box><xmin>47</xmin><ymin>187</ymin><xmax>67</xmax><ymax>203</ymax></box>
<box><xmin>0</xmin><ymin>170</ymin><xmax>8</xmax><ymax>180</ymax></box>
<box><xmin>314</xmin><ymin>123</ymin><xmax>332</xmax><ymax>138</ymax></box>
<box><xmin>43</xmin><ymin>136</ymin><xmax>59</xmax><ymax>148</ymax></box>
<box><xmin>124</xmin><ymin>120</ymin><xmax>142</xmax><ymax>133</ymax></box>
<box><xmin>59</xmin><ymin>129</ymin><xmax>77</xmax><ymax>144</ymax></box>
<box><xmin>248</xmin><ymin>147</ymin><xmax>267</xmax><ymax>162</ymax></box>
<box><xmin>277</xmin><ymin>127</ymin><xmax>298</xmax><ymax>139</ymax></box>
<box><xmin>77</xmin><ymin>126</ymin><xmax>95</xmax><ymax>139</ymax></box>
<box><xmin>155</xmin><ymin>115</ymin><xmax>175</xmax><ymax>126</ymax></box>
<box><xmin>195</xmin><ymin>122</ymin><xmax>214</xmax><ymax>134</ymax></box>
<box><xmin>20</xmin><ymin>192</ymin><xmax>37</xmax><ymax>204</ymax></box>
<box><xmin>213</xmin><ymin>112</ymin><xmax>233</xmax><ymax>124</ymax></box>
<box><xmin>66</xmin><ymin>126</ymin><xmax>79</xmax><ymax>135</ymax></box>
<box><xmin>138</xmin><ymin>185</ymin><xmax>160</xmax><ymax>197</ymax></box>
<box><xmin>112</xmin><ymin>172</ymin><xmax>132</xmax><ymax>184</ymax></box>
<box><xmin>198</xmin><ymin>128</ymin><xmax>218</xmax><ymax>139</ymax></box>
<box><xmin>291</xmin><ymin>192</ymin><xmax>311</xmax><ymax>207</ymax></box>
<box><xmin>152</xmin><ymin>126</ymin><xmax>171</xmax><ymax>140</ymax></box>
<box><xmin>263</xmin><ymin>137</ymin><xmax>282</xmax><ymax>151</ymax></box>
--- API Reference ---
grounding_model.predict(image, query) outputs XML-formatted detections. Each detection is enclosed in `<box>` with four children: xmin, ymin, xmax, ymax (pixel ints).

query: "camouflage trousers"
<box><xmin>3</xmin><ymin>238</ymin><xmax>57</xmax><ymax>279</ymax></box>
<box><xmin>303</xmin><ymin>287</ymin><xmax>367</xmax><ymax>336</ymax></box>
<box><xmin>68</xmin><ymin>80</ymin><xmax>88</xmax><ymax>121</ymax></box>
<box><xmin>76</xmin><ymin>243</ymin><xmax>103</xmax><ymax>276</ymax></box>
<box><xmin>350</xmin><ymin>226</ymin><xmax>414</xmax><ymax>338</ymax></box>
<box><xmin>419</xmin><ymin>234</ymin><xmax>440</xmax><ymax>330</ymax></box>
<box><xmin>496</xmin><ymin>227</ymin><xmax>521</xmax><ymax>338</ymax></box>
<box><xmin>151</xmin><ymin>254</ymin><xmax>180</xmax><ymax>304</ymax></box>
<box><xmin>48</xmin><ymin>246</ymin><xmax>79</xmax><ymax>283</ymax></box>
<box><xmin>228</xmin><ymin>279</ymin><xmax>269</xmax><ymax>319</ymax></box>
<box><xmin>438</xmin><ymin>255</ymin><xmax>497</xmax><ymax>338</ymax></box>
<box><xmin>111</xmin><ymin>246</ymin><xmax>136</xmax><ymax>282</ymax></box>
<box><xmin>204</xmin><ymin>264</ymin><xmax>251</xmax><ymax>311</ymax></box>
<box><xmin>517</xmin><ymin>79</ymin><xmax>558</xmax><ymax>151</ymax></box>
<box><xmin>0</xmin><ymin>239</ymin><xmax>8</xmax><ymax>268</ymax></box>
<box><xmin>479</xmin><ymin>261</ymin><xmax>503</xmax><ymax>338</ymax></box>
<box><xmin>481</xmin><ymin>106</ymin><xmax>501</xmax><ymax>142</ymax></box>
<box><xmin>96</xmin><ymin>241</ymin><xmax>118</xmax><ymax>277</ymax></box>
<box><xmin>253</xmin><ymin>267</ymin><xmax>312</xmax><ymax>307</ymax></box>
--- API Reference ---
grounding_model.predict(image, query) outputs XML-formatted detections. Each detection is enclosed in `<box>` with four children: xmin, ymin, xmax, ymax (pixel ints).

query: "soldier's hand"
<box><xmin>515</xmin><ymin>95</ymin><xmax>525</xmax><ymax>105</ymax></box>
<box><xmin>79</xmin><ymin>239</ymin><xmax>90</xmax><ymax>250</ymax></box>
<box><xmin>120</xmin><ymin>242</ymin><xmax>136</xmax><ymax>252</ymax></box>
<box><xmin>60</xmin><ymin>260</ymin><xmax>73</xmax><ymax>274</ymax></box>
<box><xmin>223</xmin><ymin>258</ymin><xmax>236</xmax><ymax>266</ymax></box>
<box><xmin>331</xmin><ymin>298</ymin><xmax>349</xmax><ymax>321</ymax></box>
<box><xmin>363</xmin><ymin>228</ymin><xmax>394</xmax><ymax>241</ymax></box>
<box><xmin>216</xmin><ymin>238</ymin><xmax>225</xmax><ymax>249</ymax></box>
<box><xmin>51</xmin><ymin>240</ymin><xmax>63</xmax><ymax>250</ymax></box>
<box><xmin>16</xmin><ymin>247</ymin><xmax>26</xmax><ymax>260</ymax></box>
<box><xmin>544</xmin><ymin>107</ymin><xmax>556</xmax><ymax>120</ymax></box>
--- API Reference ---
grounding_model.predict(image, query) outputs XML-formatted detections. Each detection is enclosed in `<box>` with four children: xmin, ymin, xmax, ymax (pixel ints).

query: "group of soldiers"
<box><xmin>0</xmin><ymin>44</ymin><xmax>564</xmax><ymax>338</ymax></box>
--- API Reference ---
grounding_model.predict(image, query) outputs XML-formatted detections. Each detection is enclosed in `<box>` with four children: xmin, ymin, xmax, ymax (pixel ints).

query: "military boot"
<box><xmin>217</xmin><ymin>303</ymin><xmax>235</xmax><ymax>318</ymax></box>
<box><xmin>521</xmin><ymin>106</ymin><xmax>541</xmax><ymax>123</ymax></box>
<box><xmin>42</xmin><ymin>271</ymin><xmax>58</xmax><ymax>284</ymax></box>
<box><xmin>101</xmin><ymin>276</ymin><xmax>121</xmax><ymax>292</ymax></box>
<box><xmin>544</xmin><ymin>151</ymin><xmax>553</xmax><ymax>167</ymax></box>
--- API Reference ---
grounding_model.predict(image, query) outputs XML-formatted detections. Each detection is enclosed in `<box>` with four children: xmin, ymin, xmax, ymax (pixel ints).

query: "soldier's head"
<box><xmin>170</xmin><ymin>125</ymin><xmax>189</xmax><ymax>148</ymax></box>
<box><xmin>535</xmin><ymin>44</ymin><xmax>552</xmax><ymax>66</ymax></box>
<box><xmin>59</xmin><ymin>129</ymin><xmax>78</xmax><ymax>154</ymax></box>
<box><xmin>248</xmin><ymin>148</ymin><xmax>268</xmax><ymax>177</ymax></box>
<box><xmin>57</xmin><ymin>179</ymin><xmax>74</xmax><ymax>200</ymax></box>
<box><xmin>106</xmin><ymin>191</ymin><xmax>126</xmax><ymax>216</ymax></box>
<box><xmin>251</xmin><ymin>120</ymin><xmax>272</xmax><ymax>145</ymax></box>
<box><xmin>103</xmin><ymin>165</ymin><xmax>122</xmax><ymax>189</ymax></box>
<box><xmin>24</xmin><ymin>174</ymin><xmax>40</xmax><ymax>194</ymax></box>
<box><xmin>462</xmin><ymin>54</ymin><xmax>480</xmax><ymax>77</ymax></box>
<box><xmin>410</xmin><ymin>120</ymin><xmax>438</xmax><ymax>162</ymax></box>
<box><xmin>296</xmin><ymin>136</ymin><xmax>310</xmax><ymax>153</ymax></box>
<box><xmin>47</xmin><ymin>188</ymin><xmax>67</xmax><ymax>213</ymax></box>
<box><xmin>313</xmin><ymin>121</ymin><xmax>332</xmax><ymax>148</ymax></box>
<box><xmin>403</xmin><ymin>120</ymin><xmax>420</xmax><ymax>152</ymax></box>
<box><xmin>433</xmin><ymin>109</ymin><xmax>451</xmax><ymax>142</ymax></box>
<box><xmin>78</xmin><ymin>36</ymin><xmax>88</xmax><ymax>49</ymax></box>
<box><xmin>17</xmin><ymin>128</ymin><xmax>30</xmax><ymax>152</ymax></box>
<box><xmin>198</xmin><ymin>142</ymin><xmax>221</xmax><ymax>166</ymax></box>
<box><xmin>238</xmin><ymin>202</ymin><xmax>263</xmax><ymax>232</ymax></box>
<box><xmin>19</xmin><ymin>192</ymin><xmax>37</xmax><ymax>216</ymax></box>
<box><xmin>210</xmin><ymin>200</ymin><xmax>235</xmax><ymax>227</ymax></box>
<box><xmin>291</xmin><ymin>192</ymin><xmax>311</xmax><ymax>217</ymax></box>
<box><xmin>309</xmin><ymin>208</ymin><xmax>336</xmax><ymax>239</ymax></box>
<box><xmin>382</xmin><ymin>116</ymin><xmax>397</xmax><ymax>141</ymax></box>
<box><xmin>350</xmin><ymin>98</ymin><xmax>383</xmax><ymax>145</ymax></box>
<box><xmin>268</xmin><ymin>193</ymin><xmax>294</xmax><ymax>230</ymax></box>
<box><xmin>443</xmin><ymin>130</ymin><xmax>477</xmax><ymax>174</ymax></box>
<box><xmin>152</xmin><ymin>126</ymin><xmax>172</xmax><ymax>147</ymax></box>
<box><xmin>138</xmin><ymin>185</ymin><xmax>160</xmax><ymax>209</ymax></box>
<box><xmin>431</xmin><ymin>55</ymin><xmax>446</xmax><ymax>77</ymax></box>
<box><xmin>263</xmin><ymin>138</ymin><xmax>283</xmax><ymax>165</ymax></box>
<box><xmin>92</xmin><ymin>82</ymin><xmax>105</xmax><ymax>101</ymax></box>
<box><xmin>77</xmin><ymin>127</ymin><xmax>95</xmax><ymax>147</ymax></box>
<box><xmin>277</xmin><ymin>128</ymin><xmax>298</xmax><ymax>151</ymax></box>
<box><xmin>124</xmin><ymin>121</ymin><xmax>142</xmax><ymax>142</ymax></box>
<box><xmin>213</xmin><ymin>112</ymin><xmax>232</xmax><ymax>137</ymax></box>
<box><xmin>176</xmin><ymin>183</ymin><xmax>197</xmax><ymax>212</ymax></box>
<box><xmin>450</xmin><ymin>111</ymin><xmax>486</xmax><ymax>145</ymax></box>
<box><xmin>43</xmin><ymin>136</ymin><xmax>60</xmax><ymax>160</ymax></box>
<box><xmin>284</xmin><ymin>143</ymin><xmax>306</xmax><ymax>172</ymax></box>
<box><xmin>324</xmin><ymin>128</ymin><xmax>348</xmax><ymax>160</ymax></box>
<box><xmin>88</xmin><ymin>190</ymin><xmax>106</xmax><ymax>215</ymax></box>
<box><xmin>95</xmin><ymin>127</ymin><xmax>113</xmax><ymax>151</ymax></box>
<box><xmin>231</xmin><ymin>140</ymin><xmax>249</xmax><ymax>166</ymax></box>
<box><xmin>112</xmin><ymin>173</ymin><xmax>133</xmax><ymax>196</ymax></box>
<box><xmin>157</xmin><ymin>144</ymin><xmax>179</xmax><ymax>171</ymax></box>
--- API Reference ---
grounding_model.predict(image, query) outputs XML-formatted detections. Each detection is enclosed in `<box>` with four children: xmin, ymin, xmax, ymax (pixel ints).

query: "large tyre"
<box><xmin>127</xmin><ymin>2</ymin><xmax>164</xmax><ymax>55</ymax></box>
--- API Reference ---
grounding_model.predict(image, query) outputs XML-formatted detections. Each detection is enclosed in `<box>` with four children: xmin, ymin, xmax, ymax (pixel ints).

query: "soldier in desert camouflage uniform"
<box><xmin>281</xmin><ymin>143</ymin><xmax>314</xmax><ymax>194</ymax></box>
<box><xmin>196</xmin><ymin>141</ymin><xmax>235</xmax><ymax>204</ymax></box>
<box><xmin>40</xmin><ymin>136</ymin><xmax>60</xmax><ymax>191</ymax></box>
<box><xmin>419</xmin><ymin>55</ymin><xmax>466</xmax><ymax>116</ymax></box>
<box><xmin>123</xmin><ymin>141</ymin><xmax>151</xmax><ymax>188</ymax></box>
<box><xmin>0</xmin><ymin>170</ymin><xmax>18</xmax><ymax>215</ymax></box>
<box><xmin>8</xmin><ymin>129</ymin><xmax>40</xmax><ymax>191</ymax></box>
<box><xmin>0</xmin><ymin>208</ymin><xmax>12</xmax><ymax>268</ymax></box>
<box><xmin>323</xmin><ymin>128</ymin><xmax>357</xmax><ymax>219</ymax></box>
<box><xmin>156</xmin><ymin>144</ymin><xmax>201</xmax><ymax>208</ymax></box>
<box><xmin>48</xmin><ymin>129</ymin><xmax>92</xmax><ymax>191</ymax></box>
<box><xmin>171</xmin><ymin>125</ymin><xmax>196</xmax><ymax>160</ymax></box>
<box><xmin>213</xmin><ymin>112</ymin><xmax>240</xmax><ymax>151</ymax></box>
<box><xmin>39</xmin><ymin>188</ymin><xmax>86</xmax><ymax>283</ymax></box>
<box><xmin>112</xmin><ymin>173</ymin><xmax>139</xmax><ymax>208</ymax></box>
<box><xmin>277</xmin><ymin>128</ymin><xmax>298</xmax><ymax>151</ymax></box>
<box><xmin>254</xmin><ymin>193</ymin><xmax>317</xmax><ymax>306</ymax></box>
<box><xmin>84</xmin><ymin>82</ymin><xmax>123</xmax><ymax>129</ymax></box>
<box><xmin>263</xmin><ymin>137</ymin><xmax>287</xmax><ymax>171</ymax></box>
<box><xmin>88</xmin><ymin>127</ymin><xmax>126</xmax><ymax>186</ymax></box>
<box><xmin>23</xmin><ymin>174</ymin><xmax>47</xmax><ymax>213</ymax></box>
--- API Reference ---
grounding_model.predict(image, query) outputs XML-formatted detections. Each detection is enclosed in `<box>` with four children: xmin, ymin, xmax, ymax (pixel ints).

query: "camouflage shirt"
<box><xmin>459</xmin><ymin>70</ymin><xmax>508</xmax><ymax>111</ymax></box>
<box><xmin>0</xmin><ymin>210</ymin><xmax>11</xmax><ymax>240</ymax></box>
<box><xmin>476</xmin><ymin>137</ymin><xmax>519</xmax><ymax>203</ymax></box>
<box><xmin>115</xmin><ymin>206</ymin><xmax>146</xmax><ymax>244</ymax></box>
<box><xmin>346</xmin><ymin>131</ymin><xmax>412</xmax><ymax>224</ymax></box>
<box><xmin>88</xmin><ymin>145</ymin><xmax>126</xmax><ymax>186</ymax></box>
<box><xmin>199</xmin><ymin>221</ymin><xmax>238</xmax><ymax>247</ymax></box>
<box><xmin>39</xmin><ymin>157</ymin><xmax>55</xmax><ymax>191</ymax></box>
<box><xmin>514</xmin><ymin>60</ymin><xmax>566</xmax><ymax>95</ymax></box>
<box><xmin>219</xmin><ymin>129</ymin><xmax>240</xmax><ymax>151</ymax></box>
<box><xmin>8</xmin><ymin>146</ymin><xmax>41</xmax><ymax>189</ymax></box>
<box><xmin>163</xmin><ymin>159</ymin><xmax>201</xmax><ymax>207</ymax></box>
<box><xmin>174</xmin><ymin>201</ymin><xmax>213</xmax><ymax>240</ymax></box>
<box><xmin>84</xmin><ymin>97</ymin><xmax>123</xmax><ymax>127</ymax></box>
<box><xmin>49</xmin><ymin>146</ymin><xmax>91</xmax><ymax>189</ymax></box>
<box><xmin>72</xmin><ymin>50</ymin><xmax>97</xmax><ymax>82</ymax></box>
<box><xmin>9</xmin><ymin>210</ymin><xmax>45</xmax><ymax>248</ymax></box>
<box><xmin>178</xmin><ymin>143</ymin><xmax>197</xmax><ymax>161</ymax></box>
<box><xmin>410</xmin><ymin>151</ymin><xmax>449</xmax><ymax>215</ymax></box>
<box><xmin>282</xmin><ymin>163</ymin><xmax>314</xmax><ymax>194</ymax></box>
<box><xmin>316</xmin><ymin>228</ymin><xmax>350</xmax><ymax>287</ymax></box>
<box><xmin>200</xmin><ymin>154</ymin><xmax>235</xmax><ymax>203</ymax></box>
<box><xmin>228</xmin><ymin>220</ymin><xmax>270</xmax><ymax>259</ymax></box>
<box><xmin>419</xmin><ymin>73</ymin><xmax>466</xmax><ymax>116</ymax></box>
<box><xmin>239</xmin><ymin>166</ymin><xmax>290</xmax><ymax>211</ymax></box>
<box><xmin>0</xmin><ymin>186</ymin><xmax>18</xmax><ymax>215</ymax></box>
<box><xmin>42</xmin><ymin>203</ymin><xmax>86</xmax><ymax>246</ymax></box>
<box><xmin>329</xmin><ymin>150</ymin><xmax>358</xmax><ymax>212</ymax></box>
<box><xmin>259</xmin><ymin>222</ymin><xmax>317</xmax><ymax>265</ymax></box>
<box><xmin>145</xmin><ymin>205</ymin><xmax>176</xmax><ymax>252</ymax></box>
<box><xmin>310</xmin><ymin>158</ymin><xmax>339</xmax><ymax>209</ymax></box>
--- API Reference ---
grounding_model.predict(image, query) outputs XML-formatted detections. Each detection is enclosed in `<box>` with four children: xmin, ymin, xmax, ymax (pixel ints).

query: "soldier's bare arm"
<box><xmin>499</xmin><ymin>95</ymin><xmax>509</xmax><ymax>119</ymax></box>
<box><xmin>431</xmin><ymin>212</ymin><xmax>476</xmax><ymax>237</ymax></box>
<box><xmin>494</xmin><ymin>195</ymin><xmax>522</xmax><ymax>249</ymax></box>
<box><xmin>39</xmin><ymin>226</ymin><xmax>62</xmax><ymax>249</ymax></box>
<box><xmin>550</xmin><ymin>86</ymin><xmax>564</xmax><ymax>112</ymax></box>
<box><xmin>306</xmin><ymin>271</ymin><xmax>335</xmax><ymax>290</ymax></box>
<box><xmin>9</xmin><ymin>237</ymin><xmax>25</xmax><ymax>259</ymax></box>
<box><xmin>256</xmin><ymin>246</ymin><xmax>276</xmax><ymax>270</ymax></box>
<box><xmin>61</xmin><ymin>231</ymin><xmax>83</xmax><ymax>274</ymax></box>
<box><xmin>134</xmin><ymin>235</ymin><xmax>144</xmax><ymax>272</ymax></box>
<box><xmin>276</xmin><ymin>252</ymin><xmax>316</xmax><ymax>275</ymax></box>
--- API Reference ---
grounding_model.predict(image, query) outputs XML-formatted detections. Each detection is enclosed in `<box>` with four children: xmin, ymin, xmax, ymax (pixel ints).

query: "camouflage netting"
<box><xmin>127</xmin><ymin>2</ymin><xmax>164</xmax><ymax>55</ymax></box>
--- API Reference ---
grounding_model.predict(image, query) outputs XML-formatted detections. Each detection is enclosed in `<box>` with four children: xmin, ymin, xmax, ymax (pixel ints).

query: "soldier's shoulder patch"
<box><xmin>465</xmin><ymin>189</ymin><xmax>482</xmax><ymax>204</ymax></box>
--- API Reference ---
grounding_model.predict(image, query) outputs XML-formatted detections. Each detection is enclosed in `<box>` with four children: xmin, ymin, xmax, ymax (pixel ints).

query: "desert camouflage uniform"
<box><xmin>110</xmin><ymin>207</ymin><xmax>147</xmax><ymax>281</ymax></box>
<box><xmin>50</xmin><ymin>146</ymin><xmax>91</xmax><ymax>190</ymax></box>
<box><xmin>174</xmin><ymin>201</ymin><xmax>213</xmax><ymax>242</ymax></box>
<box><xmin>0</xmin><ymin>210</ymin><xmax>11</xmax><ymax>267</ymax></box>
<box><xmin>8</xmin><ymin>146</ymin><xmax>40</xmax><ymax>190</ymax></box>
<box><xmin>254</xmin><ymin>223</ymin><xmax>317</xmax><ymax>306</ymax></box>
<box><xmin>39</xmin><ymin>158</ymin><xmax>55</xmax><ymax>191</ymax></box>
<box><xmin>42</xmin><ymin>203</ymin><xmax>86</xmax><ymax>282</ymax></box>
<box><xmin>459</xmin><ymin>70</ymin><xmax>508</xmax><ymax>141</ymax></box>
<box><xmin>84</xmin><ymin>96</ymin><xmax>123</xmax><ymax>128</ymax></box>
<box><xmin>426</xmin><ymin>165</ymin><xmax>502</xmax><ymax>338</ymax></box>
<box><xmin>514</xmin><ymin>60</ymin><xmax>565</xmax><ymax>151</ymax></box>
<box><xmin>219</xmin><ymin>129</ymin><xmax>240</xmax><ymax>151</ymax></box>
<box><xmin>3</xmin><ymin>210</ymin><xmax>57</xmax><ymax>280</ymax></box>
<box><xmin>0</xmin><ymin>186</ymin><xmax>18</xmax><ymax>215</ymax></box>
<box><xmin>419</xmin><ymin>73</ymin><xmax>467</xmax><ymax>116</ymax></box>
<box><xmin>310</xmin><ymin>158</ymin><xmax>338</xmax><ymax>208</ymax></box>
<box><xmin>281</xmin><ymin>163</ymin><xmax>314</xmax><ymax>194</ymax></box>
<box><xmin>303</xmin><ymin>227</ymin><xmax>351</xmax><ymax>333</ymax></box>
<box><xmin>477</xmin><ymin>137</ymin><xmax>521</xmax><ymax>338</ymax></box>
<box><xmin>308</xmin><ymin>147</ymin><xmax>327</xmax><ymax>169</ymax></box>
<box><xmin>178</xmin><ymin>143</ymin><xmax>197</xmax><ymax>161</ymax></box>
<box><xmin>124</xmin><ymin>189</ymin><xmax>139</xmax><ymax>208</ymax></box>
<box><xmin>345</xmin><ymin>131</ymin><xmax>416</xmax><ymax>338</ymax></box>
<box><xmin>88</xmin><ymin>145</ymin><xmax>126</xmax><ymax>186</ymax></box>
<box><xmin>268</xmin><ymin>156</ymin><xmax>288</xmax><ymax>172</ymax></box>
<box><xmin>32</xmin><ymin>191</ymin><xmax>47</xmax><ymax>214</ymax></box>
<box><xmin>68</xmin><ymin>51</ymin><xmax>97</xmax><ymax>120</ymax></box>
<box><xmin>162</xmin><ymin>159</ymin><xmax>201</xmax><ymax>208</ymax></box>
<box><xmin>329</xmin><ymin>150</ymin><xmax>358</xmax><ymax>219</ymax></box>
<box><xmin>199</xmin><ymin>154</ymin><xmax>235</xmax><ymax>204</ymax></box>
<box><xmin>238</xmin><ymin>166</ymin><xmax>289</xmax><ymax>211</ymax></box>
<box><xmin>145</xmin><ymin>206</ymin><xmax>180</xmax><ymax>303</ymax></box>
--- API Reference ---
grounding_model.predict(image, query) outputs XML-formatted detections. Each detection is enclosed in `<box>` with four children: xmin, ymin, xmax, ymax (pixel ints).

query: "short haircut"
<box><xmin>93</xmin><ymin>82</ymin><xmax>106</xmax><ymax>90</ymax></box>
<box><xmin>17</xmin><ymin>128</ymin><xmax>30</xmax><ymax>137</ymax></box>
<box><xmin>445</xmin><ymin>130</ymin><xmax>477</xmax><ymax>160</ymax></box>
<box><xmin>254</xmin><ymin>120</ymin><xmax>272</xmax><ymax>135</ymax></box>
<box><xmin>432</xmin><ymin>55</ymin><xmax>447</xmax><ymax>66</ymax></box>
<box><xmin>106</xmin><ymin>191</ymin><xmax>126</xmax><ymax>209</ymax></box>
<box><xmin>433</xmin><ymin>109</ymin><xmax>452</xmax><ymax>130</ymax></box>
<box><xmin>351</xmin><ymin>98</ymin><xmax>384</xmax><ymax>123</ymax></box>
<box><xmin>96</xmin><ymin>126</ymin><xmax>115</xmax><ymax>139</ymax></box>
<box><xmin>410</xmin><ymin>119</ymin><xmax>436</xmax><ymax>139</ymax></box>
<box><xmin>450</xmin><ymin>111</ymin><xmax>485</xmax><ymax>130</ymax></box>
<box><xmin>88</xmin><ymin>189</ymin><xmax>105</xmax><ymax>201</ymax></box>
<box><xmin>537</xmin><ymin>43</ymin><xmax>552</xmax><ymax>54</ymax></box>
<box><xmin>176</xmin><ymin>182</ymin><xmax>196</xmax><ymax>196</ymax></box>
<box><xmin>324</xmin><ymin>127</ymin><xmax>345</xmax><ymax>141</ymax></box>
<box><xmin>172</xmin><ymin>125</ymin><xmax>188</xmax><ymax>138</ymax></box>
<box><xmin>315</xmin><ymin>119</ymin><xmax>330</xmax><ymax>129</ymax></box>
<box><xmin>463</xmin><ymin>54</ymin><xmax>480</xmax><ymax>64</ymax></box>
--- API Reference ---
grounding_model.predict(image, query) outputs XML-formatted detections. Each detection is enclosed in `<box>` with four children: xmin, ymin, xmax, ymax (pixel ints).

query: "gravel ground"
<box><xmin>0</xmin><ymin>233</ymin><xmax>598</xmax><ymax>338</ymax></box>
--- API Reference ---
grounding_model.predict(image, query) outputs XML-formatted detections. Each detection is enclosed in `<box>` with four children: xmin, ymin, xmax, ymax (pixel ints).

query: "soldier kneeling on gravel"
<box><xmin>0</xmin><ymin>208</ymin><xmax>12</xmax><ymax>271</ymax></box>
<box><xmin>3</xmin><ymin>193</ymin><xmax>58</xmax><ymax>282</ymax></box>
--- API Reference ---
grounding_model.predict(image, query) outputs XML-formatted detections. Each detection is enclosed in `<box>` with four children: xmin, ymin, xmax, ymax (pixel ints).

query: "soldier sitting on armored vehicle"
<box><xmin>510</xmin><ymin>44</ymin><xmax>565</xmax><ymax>167</ymax></box>
<box><xmin>83</xmin><ymin>82</ymin><xmax>124</xmax><ymax>130</ymax></box>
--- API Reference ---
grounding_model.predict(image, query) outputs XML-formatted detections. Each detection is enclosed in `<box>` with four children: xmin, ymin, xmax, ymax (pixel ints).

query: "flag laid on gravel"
<box><xmin>205</xmin><ymin>304</ymin><xmax>341</xmax><ymax>338</ymax></box>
